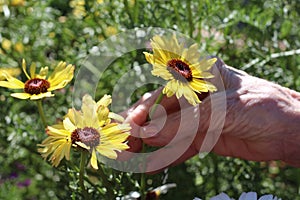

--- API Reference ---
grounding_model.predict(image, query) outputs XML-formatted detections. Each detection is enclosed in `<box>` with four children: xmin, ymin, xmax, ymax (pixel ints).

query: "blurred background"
<box><xmin>0</xmin><ymin>0</ymin><xmax>300</xmax><ymax>199</ymax></box>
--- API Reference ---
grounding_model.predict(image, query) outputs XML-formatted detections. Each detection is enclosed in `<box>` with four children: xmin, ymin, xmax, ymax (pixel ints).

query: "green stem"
<box><xmin>97</xmin><ymin>165</ymin><xmax>114</xmax><ymax>199</ymax></box>
<box><xmin>136</xmin><ymin>91</ymin><xmax>166</xmax><ymax>199</ymax></box>
<box><xmin>140</xmin><ymin>142</ymin><xmax>146</xmax><ymax>200</ymax></box>
<box><xmin>187</xmin><ymin>0</ymin><xmax>194</xmax><ymax>38</ymax></box>
<box><xmin>36</xmin><ymin>100</ymin><xmax>47</xmax><ymax>128</ymax></box>
<box><xmin>124</xmin><ymin>0</ymin><xmax>134</xmax><ymax>28</ymax></box>
<box><xmin>133</xmin><ymin>0</ymin><xmax>139</xmax><ymax>24</ymax></box>
<box><xmin>140</xmin><ymin>92</ymin><xmax>164</xmax><ymax>199</ymax></box>
<box><xmin>149</xmin><ymin>92</ymin><xmax>164</xmax><ymax>119</ymax></box>
<box><xmin>79</xmin><ymin>151</ymin><xmax>88</xmax><ymax>199</ymax></box>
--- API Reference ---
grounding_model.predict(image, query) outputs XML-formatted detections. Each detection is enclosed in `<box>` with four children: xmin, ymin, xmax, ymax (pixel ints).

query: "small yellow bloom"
<box><xmin>10</xmin><ymin>0</ymin><xmax>25</xmax><ymax>6</ymax></box>
<box><xmin>70</xmin><ymin>0</ymin><xmax>86</xmax><ymax>18</ymax></box>
<box><xmin>105</xmin><ymin>26</ymin><xmax>118</xmax><ymax>36</ymax></box>
<box><xmin>0</xmin><ymin>67</ymin><xmax>21</xmax><ymax>81</ymax></box>
<box><xmin>38</xmin><ymin>94</ymin><xmax>130</xmax><ymax>169</ymax></box>
<box><xmin>1</xmin><ymin>38</ymin><xmax>12</xmax><ymax>51</ymax></box>
<box><xmin>14</xmin><ymin>42</ymin><xmax>24</xmax><ymax>53</ymax></box>
<box><xmin>144</xmin><ymin>34</ymin><xmax>217</xmax><ymax>106</ymax></box>
<box><xmin>0</xmin><ymin>59</ymin><xmax>74</xmax><ymax>100</ymax></box>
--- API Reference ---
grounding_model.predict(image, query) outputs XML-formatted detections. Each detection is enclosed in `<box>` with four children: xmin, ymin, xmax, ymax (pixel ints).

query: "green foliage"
<box><xmin>1</xmin><ymin>0</ymin><xmax>300</xmax><ymax>199</ymax></box>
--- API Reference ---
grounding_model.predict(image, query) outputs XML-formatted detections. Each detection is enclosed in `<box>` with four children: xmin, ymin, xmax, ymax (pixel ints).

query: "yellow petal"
<box><xmin>185</xmin><ymin>43</ymin><xmax>200</xmax><ymax>62</ymax></box>
<box><xmin>192</xmin><ymin>70</ymin><xmax>214</xmax><ymax>79</ymax></box>
<box><xmin>47</xmin><ymin>126</ymin><xmax>70</xmax><ymax>137</ymax></box>
<box><xmin>0</xmin><ymin>73</ymin><xmax>24</xmax><ymax>89</ymax></box>
<box><xmin>96</xmin><ymin>146</ymin><xmax>117</xmax><ymax>159</ymax></box>
<box><xmin>163</xmin><ymin>80</ymin><xmax>178</xmax><ymax>97</ymax></box>
<box><xmin>190</xmin><ymin>78</ymin><xmax>217</xmax><ymax>92</ymax></box>
<box><xmin>175</xmin><ymin>81</ymin><xmax>184</xmax><ymax>99</ymax></box>
<box><xmin>183</xmin><ymin>87</ymin><xmax>200</xmax><ymax>106</ymax></box>
<box><xmin>194</xmin><ymin>58</ymin><xmax>217</xmax><ymax>72</ymax></box>
<box><xmin>29</xmin><ymin>92</ymin><xmax>54</xmax><ymax>100</ymax></box>
<box><xmin>29</xmin><ymin>62</ymin><xmax>36</xmax><ymax>79</ymax></box>
<box><xmin>76</xmin><ymin>141</ymin><xmax>90</xmax><ymax>150</ymax></box>
<box><xmin>22</xmin><ymin>59</ymin><xmax>31</xmax><ymax>79</ymax></box>
<box><xmin>63</xmin><ymin>117</ymin><xmax>77</xmax><ymax>132</ymax></box>
<box><xmin>47</xmin><ymin>62</ymin><xmax>74</xmax><ymax>90</ymax></box>
<box><xmin>36</xmin><ymin>67</ymin><xmax>49</xmax><ymax>79</ymax></box>
<box><xmin>71</xmin><ymin>108</ymin><xmax>84</xmax><ymax>128</ymax></box>
<box><xmin>11</xmin><ymin>93</ymin><xmax>31</xmax><ymax>99</ymax></box>
<box><xmin>96</xmin><ymin>94</ymin><xmax>112</xmax><ymax>107</ymax></box>
<box><xmin>81</xmin><ymin>94</ymin><xmax>98</xmax><ymax>128</ymax></box>
<box><xmin>0</xmin><ymin>67</ymin><xmax>21</xmax><ymax>81</ymax></box>
<box><xmin>162</xmin><ymin>82</ymin><xmax>175</xmax><ymax>97</ymax></box>
<box><xmin>97</xmin><ymin>105</ymin><xmax>109</xmax><ymax>126</ymax></box>
<box><xmin>108</xmin><ymin>112</ymin><xmax>124</xmax><ymax>122</ymax></box>
<box><xmin>90</xmin><ymin>149</ymin><xmax>98</xmax><ymax>169</ymax></box>
<box><xmin>143</xmin><ymin>52</ymin><xmax>154</xmax><ymax>64</ymax></box>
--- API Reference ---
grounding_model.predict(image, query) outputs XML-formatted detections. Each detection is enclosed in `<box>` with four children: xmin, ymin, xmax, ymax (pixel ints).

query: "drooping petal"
<box><xmin>183</xmin><ymin>86</ymin><xmax>201</xmax><ymax>106</ymax></box>
<box><xmin>163</xmin><ymin>80</ymin><xmax>176</xmax><ymax>97</ymax></box>
<box><xmin>90</xmin><ymin>149</ymin><xmax>98</xmax><ymax>169</ymax></box>
<box><xmin>163</xmin><ymin>79</ymin><xmax>178</xmax><ymax>98</ymax></box>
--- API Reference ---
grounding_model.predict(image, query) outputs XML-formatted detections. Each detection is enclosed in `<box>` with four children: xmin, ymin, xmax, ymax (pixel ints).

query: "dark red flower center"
<box><xmin>24</xmin><ymin>78</ymin><xmax>50</xmax><ymax>95</ymax></box>
<box><xmin>167</xmin><ymin>59</ymin><xmax>192</xmax><ymax>82</ymax></box>
<box><xmin>71</xmin><ymin>127</ymin><xmax>100</xmax><ymax>148</ymax></box>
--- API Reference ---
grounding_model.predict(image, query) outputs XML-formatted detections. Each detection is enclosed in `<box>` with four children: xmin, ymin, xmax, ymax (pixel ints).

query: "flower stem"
<box><xmin>149</xmin><ymin>92</ymin><xmax>164</xmax><ymax>119</ymax></box>
<box><xmin>97</xmin><ymin>165</ymin><xmax>114</xmax><ymax>199</ymax></box>
<box><xmin>36</xmin><ymin>100</ymin><xmax>47</xmax><ymax>128</ymax></box>
<box><xmin>140</xmin><ymin>91</ymin><xmax>164</xmax><ymax>199</ymax></box>
<box><xmin>79</xmin><ymin>151</ymin><xmax>88</xmax><ymax>199</ymax></box>
<box><xmin>140</xmin><ymin>142</ymin><xmax>146</xmax><ymax>200</ymax></box>
<box><xmin>187</xmin><ymin>0</ymin><xmax>194</xmax><ymax>38</ymax></box>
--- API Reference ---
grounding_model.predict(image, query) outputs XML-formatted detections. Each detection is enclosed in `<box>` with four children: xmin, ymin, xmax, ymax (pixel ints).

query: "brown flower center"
<box><xmin>167</xmin><ymin>59</ymin><xmax>192</xmax><ymax>82</ymax></box>
<box><xmin>71</xmin><ymin>127</ymin><xmax>100</xmax><ymax>148</ymax></box>
<box><xmin>24</xmin><ymin>78</ymin><xmax>50</xmax><ymax>95</ymax></box>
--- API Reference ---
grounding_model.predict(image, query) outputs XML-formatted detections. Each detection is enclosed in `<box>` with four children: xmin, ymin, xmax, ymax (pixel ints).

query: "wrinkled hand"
<box><xmin>120</xmin><ymin>58</ymin><xmax>300</xmax><ymax>172</ymax></box>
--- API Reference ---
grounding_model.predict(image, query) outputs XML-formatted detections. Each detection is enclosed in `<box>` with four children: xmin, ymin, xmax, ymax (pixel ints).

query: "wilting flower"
<box><xmin>144</xmin><ymin>34</ymin><xmax>217</xmax><ymax>106</ymax></box>
<box><xmin>0</xmin><ymin>67</ymin><xmax>21</xmax><ymax>81</ymax></box>
<box><xmin>0</xmin><ymin>59</ymin><xmax>74</xmax><ymax>100</ymax></box>
<box><xmin>38</xmin><ymin>94</ymin><xmax>130</xmax><ymax>169</ymax></box>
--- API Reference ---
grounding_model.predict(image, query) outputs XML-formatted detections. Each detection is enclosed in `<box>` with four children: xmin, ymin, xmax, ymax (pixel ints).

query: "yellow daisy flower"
<box><xmin>0</xmin><ymin>67</ymin><xmax>21</xmax><ymax>81</ymax></box>
<box><xmin>0</xmin><ymin>59</ymin><xmax>74</xmax><ymax>100</ymax></box>
<box><xmin>144</xmin><ymin>34</ymin><xmax>217</xmax><ymax>106</ymax></box>
<box><xmin>38</xmin><ymin>94</ymin><xmax>130</xmax><ymax>169</ymax></box>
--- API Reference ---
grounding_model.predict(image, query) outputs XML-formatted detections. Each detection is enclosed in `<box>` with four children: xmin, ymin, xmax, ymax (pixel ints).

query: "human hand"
<box><xmin>121</xmin><ymin>58</ymin><xmax>300</xmax><ymax>172</ymax></box>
